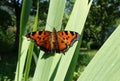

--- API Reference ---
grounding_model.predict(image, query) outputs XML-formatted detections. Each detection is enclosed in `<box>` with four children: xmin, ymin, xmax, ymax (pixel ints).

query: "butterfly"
<box><xmin>26</xmin><ymin>28</ymin><xmax>80</xmax><ymax>54</ymax></box>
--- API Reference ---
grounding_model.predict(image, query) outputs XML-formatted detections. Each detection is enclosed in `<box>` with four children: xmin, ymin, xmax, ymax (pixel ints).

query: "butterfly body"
<box><xmin>26</xmin><ymin>28</ymin><xmax>80</xmax><ymax>54</ymax></box>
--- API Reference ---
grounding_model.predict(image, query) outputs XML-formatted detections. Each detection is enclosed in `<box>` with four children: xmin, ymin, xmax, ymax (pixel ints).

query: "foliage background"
<box><xmin>0</xmin><ymin>0</ymin><xmax>120</xmax><ymax>81</ymax></box>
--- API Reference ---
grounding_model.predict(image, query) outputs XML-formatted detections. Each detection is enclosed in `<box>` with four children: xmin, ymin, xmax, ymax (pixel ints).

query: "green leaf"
<box><xmin>32</xmin><ymin>0</ymin><xmax>66</xmax><ymax>81</ymax></box>
<box><xmin>14</xmin><ymin>37</ymin><xmax>30</xmax><ymax>81</ymax></box>
<box><xmin>24</xmin><ymin>1</ymin><xmax>39</xmax><ymax>81</ymax></box>
<box><xmin>54</xmin><ymin>0</ymin><xmax>92</xmax><ymax>81</ymax></box>
<box><xmin>33</xmin><ymin>0</ymin><xmax>93</xmax><ymax>81</ymax></box>
<box><xmin>77</xmin><ymin>25</ymin><xmax>120</xmax><ymax>81</ymax></box>
<box><xmin>15</xmin><ymin>0</ymin><xmax>32</xmax><ymax>80</ymax></box>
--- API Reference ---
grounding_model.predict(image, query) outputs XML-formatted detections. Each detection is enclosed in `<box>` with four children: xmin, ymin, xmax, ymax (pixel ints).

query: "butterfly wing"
<box><xmin>26</xmin><ymin>31</ymin><xmax>54</xmax><ymax>53</ymax></box>
<box><xmin>56</xmin><ymin>31</ymin><xmax>80</xmax><ymax>53</ymax></box>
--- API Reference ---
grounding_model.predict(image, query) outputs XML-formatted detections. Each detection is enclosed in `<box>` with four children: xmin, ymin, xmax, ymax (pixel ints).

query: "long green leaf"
<box><xmin>15</xmin><ymin>0</ymin><xmax>32</xmax><ymax>80</ymax></box>
<box><xmin>78</xmin><ymin>25</ymin><xmax>120</xmax><ymax>81</ymax></box>
<box><xmin>54</xmin><ymin>0</ymin><xmax>92</xmax><ymax>81</ymax></box>
<box><xmin>65</xmin><ymin>0</ymin><xmax>93</xmax><ymax>81</ymax></box>
<box><xmin>14</xmin><ymin>37</ymin><xmax>30</xmax><ymax>81</ymax></box>
<box><xmin>24</xmin><ymin>0</ymin><xmax>39</xmax><ymax>81</ymax></box>
<box><xmin>32</xmin><ymin>0</ymin><xmax>66</xmax><ymax>81</ymax></box>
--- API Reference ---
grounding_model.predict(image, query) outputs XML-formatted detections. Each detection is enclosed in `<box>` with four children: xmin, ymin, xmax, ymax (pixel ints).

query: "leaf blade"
<box><xmin>77</xmin><ymin>25</ymin><xmax>120</xmax><ymax>81</ymax></box>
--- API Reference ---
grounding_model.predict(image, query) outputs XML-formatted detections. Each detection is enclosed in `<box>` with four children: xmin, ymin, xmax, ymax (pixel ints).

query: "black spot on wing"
<box><xmin>64</xmin><ymin>31</ymin><xmax>68</xmax><ymax>35</ymax></box>
<box><xmin>63</xmin><ymin>37</ymin><xmax>65</xmax><ymax>40</ymax></box>
<box><xmin>26</xmin><ymin>33</ymin><xmax>30</xmax><ymax>38</ymax></box>
<box><xmin>38</xmin><ymin>31</ymin><xmax>42</xmax><ymax>35</ymax></box>
<box><xmin>66</xmin><ymin>36</ymin><xmax>69</xmax><ymax>40</ymax></box>
<box><xmin>61</xmin><ymin>40</ymin><xmax>64</xmax><ymax>43</ymax></box>
<box><xmin>43</xmin><ymin>31</ymin><xmax>46</xmax><ymax>35</ymax></box>
<box><xmin>69</xmin><ymin>32</ymin><xmax>80</xmax><ymax>46</ymax></box>
<box><xmin>61</xmin><ymin>32</ymin><xmax>64</xmax><ymax>35</ymax></box>
<box><xmin>43</xmin><ymin>38</ymin><xmax>45</xmax><ymax>40</ymax></box>
<box><xmin>26</xmin><ymin>32</ymin><xmax>36</xmax><ymax>38</ymax></box>
<box><xmin>69</xmin><ymin>31</ymin><xmax>74</xmax><ymax>36</ymax></box>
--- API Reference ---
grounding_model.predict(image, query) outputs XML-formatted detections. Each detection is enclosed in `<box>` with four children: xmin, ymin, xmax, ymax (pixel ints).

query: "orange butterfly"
<box><xmin>26</xmin><ymin>28</ymin><xmax>80</xmax><ymax>54</ymax></box>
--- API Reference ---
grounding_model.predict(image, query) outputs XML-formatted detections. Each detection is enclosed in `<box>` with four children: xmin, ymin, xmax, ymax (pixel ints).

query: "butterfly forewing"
<box><xmin>27</xmin><ymin>31</ymin><xmax>55</xmax><ymax>53</ymax></box>
<box><xmin>56</xmin><ymin>31</ymin><xmax>80</xmax><ymax>53</ymax></box>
